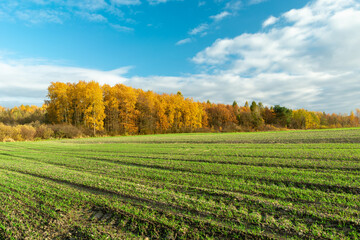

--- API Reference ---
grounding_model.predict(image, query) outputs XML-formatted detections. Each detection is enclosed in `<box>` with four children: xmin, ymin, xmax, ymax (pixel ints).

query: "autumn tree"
<box><xmin>349</xmin><ymin>111</ymin><xmax>359</xmax><ymax>127</ymax></box>
<box><xmin>44</xmin><ymin>80</ymin><xmax>360</xmax><ymax>136</ymax></box>
<box><xmin>261</xmin><ymin>107</ymin><xmax>276</xmax><ymax>125</ymax></box>
<box><xmin>47</xmin><ymin>82</ymin><xmax>70</xmax><ymax>124</ymax></box>
<box><xmin>291</xmin><ymin>109</ymin><xmax>320</xmax><ymax>129</ymax></box>
<box><xmin>103</xmin><ymin>84</ymin><xmax>120</xmax><ymax>133</ymax></box>
<box><xmin>83</xmin><ymin>81</ymin><xmax>105</xmax><ymax>135</ymax></box>
<box><xmin>250</xmin><ymin>101</ymin><xmax>264</xmax><ymax>128</ymax></box>
<box><xmin>113</xmin><ymin>84</ymin><xmax>139</xmax><ymax>134</ymax></box>
<box><xmin>154</xmin><ymin>94</ymin><xmax>170</xmax><ymax>132</ymax></box>
<box><xmin>135</xmin><ymin>89</ymin><xmax>157</xmax><ymax>134</ymax></box>
<box><xmin>67</xmin><ymin>81</ymin><xmax>89</xmax><ymax>126</ymax></box>
<box><xmin>206</xmin><ymin>104</ymin><xmax>237</xmax><ymax>131</ymax></box>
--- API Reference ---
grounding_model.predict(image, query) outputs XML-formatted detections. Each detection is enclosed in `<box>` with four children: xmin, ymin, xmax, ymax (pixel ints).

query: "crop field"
<box><xmin>0</xmin><ymin>128</ymin><xmax>360</xmax><ymax>239</ymax></box>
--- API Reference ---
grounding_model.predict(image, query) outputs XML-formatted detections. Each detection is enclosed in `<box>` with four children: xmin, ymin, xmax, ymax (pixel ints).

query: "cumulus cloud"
<box><xmin>191</xmin><ymin>0</ymin><xmax>360</xmax><ymax>113</ymax></box>
<box><xmin>1</xmin><ymin>0</ymin><xmax>360</xmax><ymax>114</ymax></box>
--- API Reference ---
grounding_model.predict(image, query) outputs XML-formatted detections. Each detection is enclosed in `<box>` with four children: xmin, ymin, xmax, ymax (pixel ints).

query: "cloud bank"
<box><xmin>191</xmin><ymin>0</ymin><xmax>360</xmax><ymax>113</ymax></box>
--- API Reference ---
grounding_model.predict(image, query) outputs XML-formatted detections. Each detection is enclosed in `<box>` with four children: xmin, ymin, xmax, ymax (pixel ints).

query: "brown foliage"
<box><xmin>50</xmin><ymin>124</ymin><xmax>82</xmax><ymax>139</ymax></box>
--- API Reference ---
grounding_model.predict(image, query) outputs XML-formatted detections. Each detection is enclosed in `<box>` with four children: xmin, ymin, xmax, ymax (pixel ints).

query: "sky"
<box><xmin>0</xmin><ymin>0</ymin><xmax>359</xmax><ymax>114</ymax></box>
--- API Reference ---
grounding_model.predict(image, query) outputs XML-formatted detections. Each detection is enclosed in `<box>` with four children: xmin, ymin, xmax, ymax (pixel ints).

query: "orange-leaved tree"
<box><xmin>83</xmin><ymin>81</ymin><xmax>106</xmax><ymax>135</ymax></box>
<box><xmin>47</xmin><ymin>82</ymin><xmax>70</xmax><ymax>124</ymax></box>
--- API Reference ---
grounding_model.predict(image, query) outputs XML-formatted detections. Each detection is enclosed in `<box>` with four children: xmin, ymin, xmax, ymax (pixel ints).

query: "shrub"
<box><xmin>20</xmin><ymin>125</ymin><xmax>36</xmax><ymax>141</ymax></box>
<box><xmin>2</xmin><ymin>137</ymin><xmax>15</xmax><ymax>142</ymax></box>
<box><xmin>0</xmin><ymin>123</ymin><xmax>12</xmax><ymax>141</ymax></box>
<box><xmin>35</xmin><ymin>125</ymin><xmax>54</xmax><ymax>139</ymax></box>
<box><xmin>0</xmin><ymin>124</ymin><xmax>23</xmax><ymax>142</ymax></box>
<box><xmin>79</xmin><ymin>126</ymin><xmax>96</xmax><ymax>137</ymax></box>
<box><xmin>50</xmin><ymin>124</ymin><xmax>82</xmax><ymax>139</ymax></box>
<box><xmin>258</xmin><ymin>124</ymin><xmax>280</xmax><ymax>132</ymax></box>
<box><xmin>11</xmin><ymin>126</ymin><xmax>23</xmax><ymax>141</ymax></box>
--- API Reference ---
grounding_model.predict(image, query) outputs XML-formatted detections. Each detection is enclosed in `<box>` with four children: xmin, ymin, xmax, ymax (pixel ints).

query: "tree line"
<box><xmin>0</xmin><ymin>80</ymin><xmax>359</xmax><ymax>141</ymax></box>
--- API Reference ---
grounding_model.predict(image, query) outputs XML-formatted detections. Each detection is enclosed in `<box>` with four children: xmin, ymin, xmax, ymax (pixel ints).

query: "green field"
<box><xmin>0</xmin><ymin>128</ymin><xmax>360</xmax><ymax>239</ymax></box>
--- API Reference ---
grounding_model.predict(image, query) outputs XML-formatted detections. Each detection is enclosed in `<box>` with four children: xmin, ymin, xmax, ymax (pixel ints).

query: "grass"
<box><xmin>0</xmin><ymin>128</ymin><xmax>360</xmax><ymax>239</ymax></box>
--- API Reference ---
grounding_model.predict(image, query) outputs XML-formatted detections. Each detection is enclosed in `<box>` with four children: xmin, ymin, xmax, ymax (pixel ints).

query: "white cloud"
<box><xmin>77</xmin><ymin>12</ymin><xmax>108</xmax><ymax>22</ymax></box>
<box><xmin>147</xmin><ymin>0</ymin><xmax>169</xmax><ymax>4</ymax></box>
<box><xmin>210</xmin><ymin>11</ymin><xmax>231</xmax><ymax>21</ymax></box>
<box><xmin>176</xmin><ymin>38</ymin><xmax>192</xmax><ymax>45</ymax></box>
<box><xmin>191</xmin><ymin>0</ymin><xmax>360</xmax><ymax>113</ymax></box>
<box><xmin>0</xmin><ymin>0</ymin><xmax>132</xmax><ymax>28</ymax></box>
<box><xmin>248</xmin><ymin>0</ymin><xmax>267</xmax><ymax>5</ymax></box>
<box><xmin>111</xmin><ymin>0</ymin><xmax>141</xmax><ymax>5</ymax></box>
<box><xmin>189</xmin><ymin>23</ymin><xmax>209</xmax><ymax>35</ymax></box>
<box><xmin>15</xmin><ymin>10</ymin><xmax>69</xmax><ymax>24</ymax></box>
<box><xmin>262</xmin><ymin>15</ymin><xmax>278</xmax><ymax>28</ymax></box>
<box><xmin>0</xmin><ymin>60</ymin><xmax>130</xmax><ymax>107</ymax></box>
<box><xmin>1</xmin><ymin>0</ymin><xmax>360</xmax><ymax>114</ymax></box>
<box><xmin>198</xmin><ymin>1</ymin><xmax>206</xmax><ymax>7</ymax></box>
<box><xmin>110</xmin><ymin>23</ymin><xmax>134</xmax><ymax>32</ymax></box>
<box><xmin>185</xmin><ymin>1</ymin><xmax>239</xmax><ymax>42</ymax></box>
<box><xmin>146</xmin><ymin>0</ymin><xmax>184</xmax><ymax>5</ymax></box>
<box><xmin>225</xmin><ymin>0</ymin><xmax>242</xmax><ymax>11</ymax></box>
<box><xmin>66</xmin><ymin>0</ymin><xmax>108</xmax><ymax>11</ymax></box>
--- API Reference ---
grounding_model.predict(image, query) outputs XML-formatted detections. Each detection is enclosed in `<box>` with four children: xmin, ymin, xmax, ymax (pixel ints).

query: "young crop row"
<box><xmin>0</xmin><ymin>152</ymin><xmax>359</xmax><ymax>239</ymax></box>
<box><xmin>1</xmin><ymin>144</ymin><xmax>359</xmax><ymax>210</ymax></box>
<box><xmin>65</xmin><ymin>128</ymin><xmax>360</xmax><ymax>144</ymax></box>
<box><xmin>2</xmin><ymin>146</ymin><xmax>359</xmax><ymax>195</ymax></box>
<box><xmin>1</xmin><ymin>128</ymin><xmax>360</xmax><ymax>239</ymax></box>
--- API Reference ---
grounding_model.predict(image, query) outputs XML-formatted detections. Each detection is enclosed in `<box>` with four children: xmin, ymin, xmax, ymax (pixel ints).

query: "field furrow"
<box><xmin>1</xmin><ymin>128</ymin><xmax>360</xmax><ymax>239</ymax></box>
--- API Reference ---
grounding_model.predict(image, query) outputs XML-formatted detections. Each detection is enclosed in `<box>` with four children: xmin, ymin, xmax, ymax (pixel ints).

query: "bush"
<box><xmin>50</xmin><ymin>124</ymin><xmax>82</xmax><ymax>139</ymax></box>
<box><xmin>20</xmin><ymin>125</ymin><xmax>36</xmax><ymax>141</ymax></box>
<box><xmin>0</xmin><ymin>123</ymin><xmax>12</xmax><ymax>141</ymax></box>
<box><xmin>79</xmin><ymin>126</ymin><xmax>96</xmax><ymax>137</ymax></box>
<box><xmin>12</xmin><ymin>126</ymin><xmax>23</xmax><ymax>141</ymax></box>
<box><xmin>0</xmin><ymin>124</ymin><xmax>24</xmax><ymax>141</ymax></box>
<box><xmin>35</xmin><ymin>125</ymin><xmax>54</xmax><ymax>139</ymax></box>
<box><xmin>257</xmin><ymin>124</ymin><xmax>281</xmax><ymax>132</ymax></box>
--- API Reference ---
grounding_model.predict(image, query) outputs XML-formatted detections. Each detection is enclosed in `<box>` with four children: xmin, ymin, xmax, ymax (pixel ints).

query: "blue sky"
<box><xmin>0</xmin><ymin>0</ymin><xmax>359</xmax><ymax>113</ymax></box>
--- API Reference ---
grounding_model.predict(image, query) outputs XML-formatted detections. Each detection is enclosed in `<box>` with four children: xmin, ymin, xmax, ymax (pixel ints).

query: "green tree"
<box><xmin>273</xmin><ymin>105</ymin><xmax>292</xmax><ymax>127</ymax></box>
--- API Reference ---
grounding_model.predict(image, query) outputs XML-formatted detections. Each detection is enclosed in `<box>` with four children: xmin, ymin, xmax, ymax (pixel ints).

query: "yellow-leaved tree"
<box><xmin>83</xmin><ymin>81</ymin><xmax>106</xmax><ymax>135</ymax></box>
<box><xmin>67</xmin><ymin>81</ymin><xmax>88</xmax><ymax>126</ymax></box>
<box><xmin>113</xmin><ymin>84</ymin><xmax>139</xmax><ymax>135</ymax></box>
<box><xmin>136</xmin><ymin>89</ymin><xmax>157</xmax><ymax>134</ymax></box>
<box><xmin>47</xmin><ymin>82</ymin><xmax>70</xmax><ymax>123</ymax></box>
<box><xmin>102</xmin><ymin>84</ymin><xmax>120</xmax><ymax>133</ymax></box>
<box><xmin>154</xmin><ymin>94</ymin><xmax>169</xmax><ymax>132</ymax></box>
